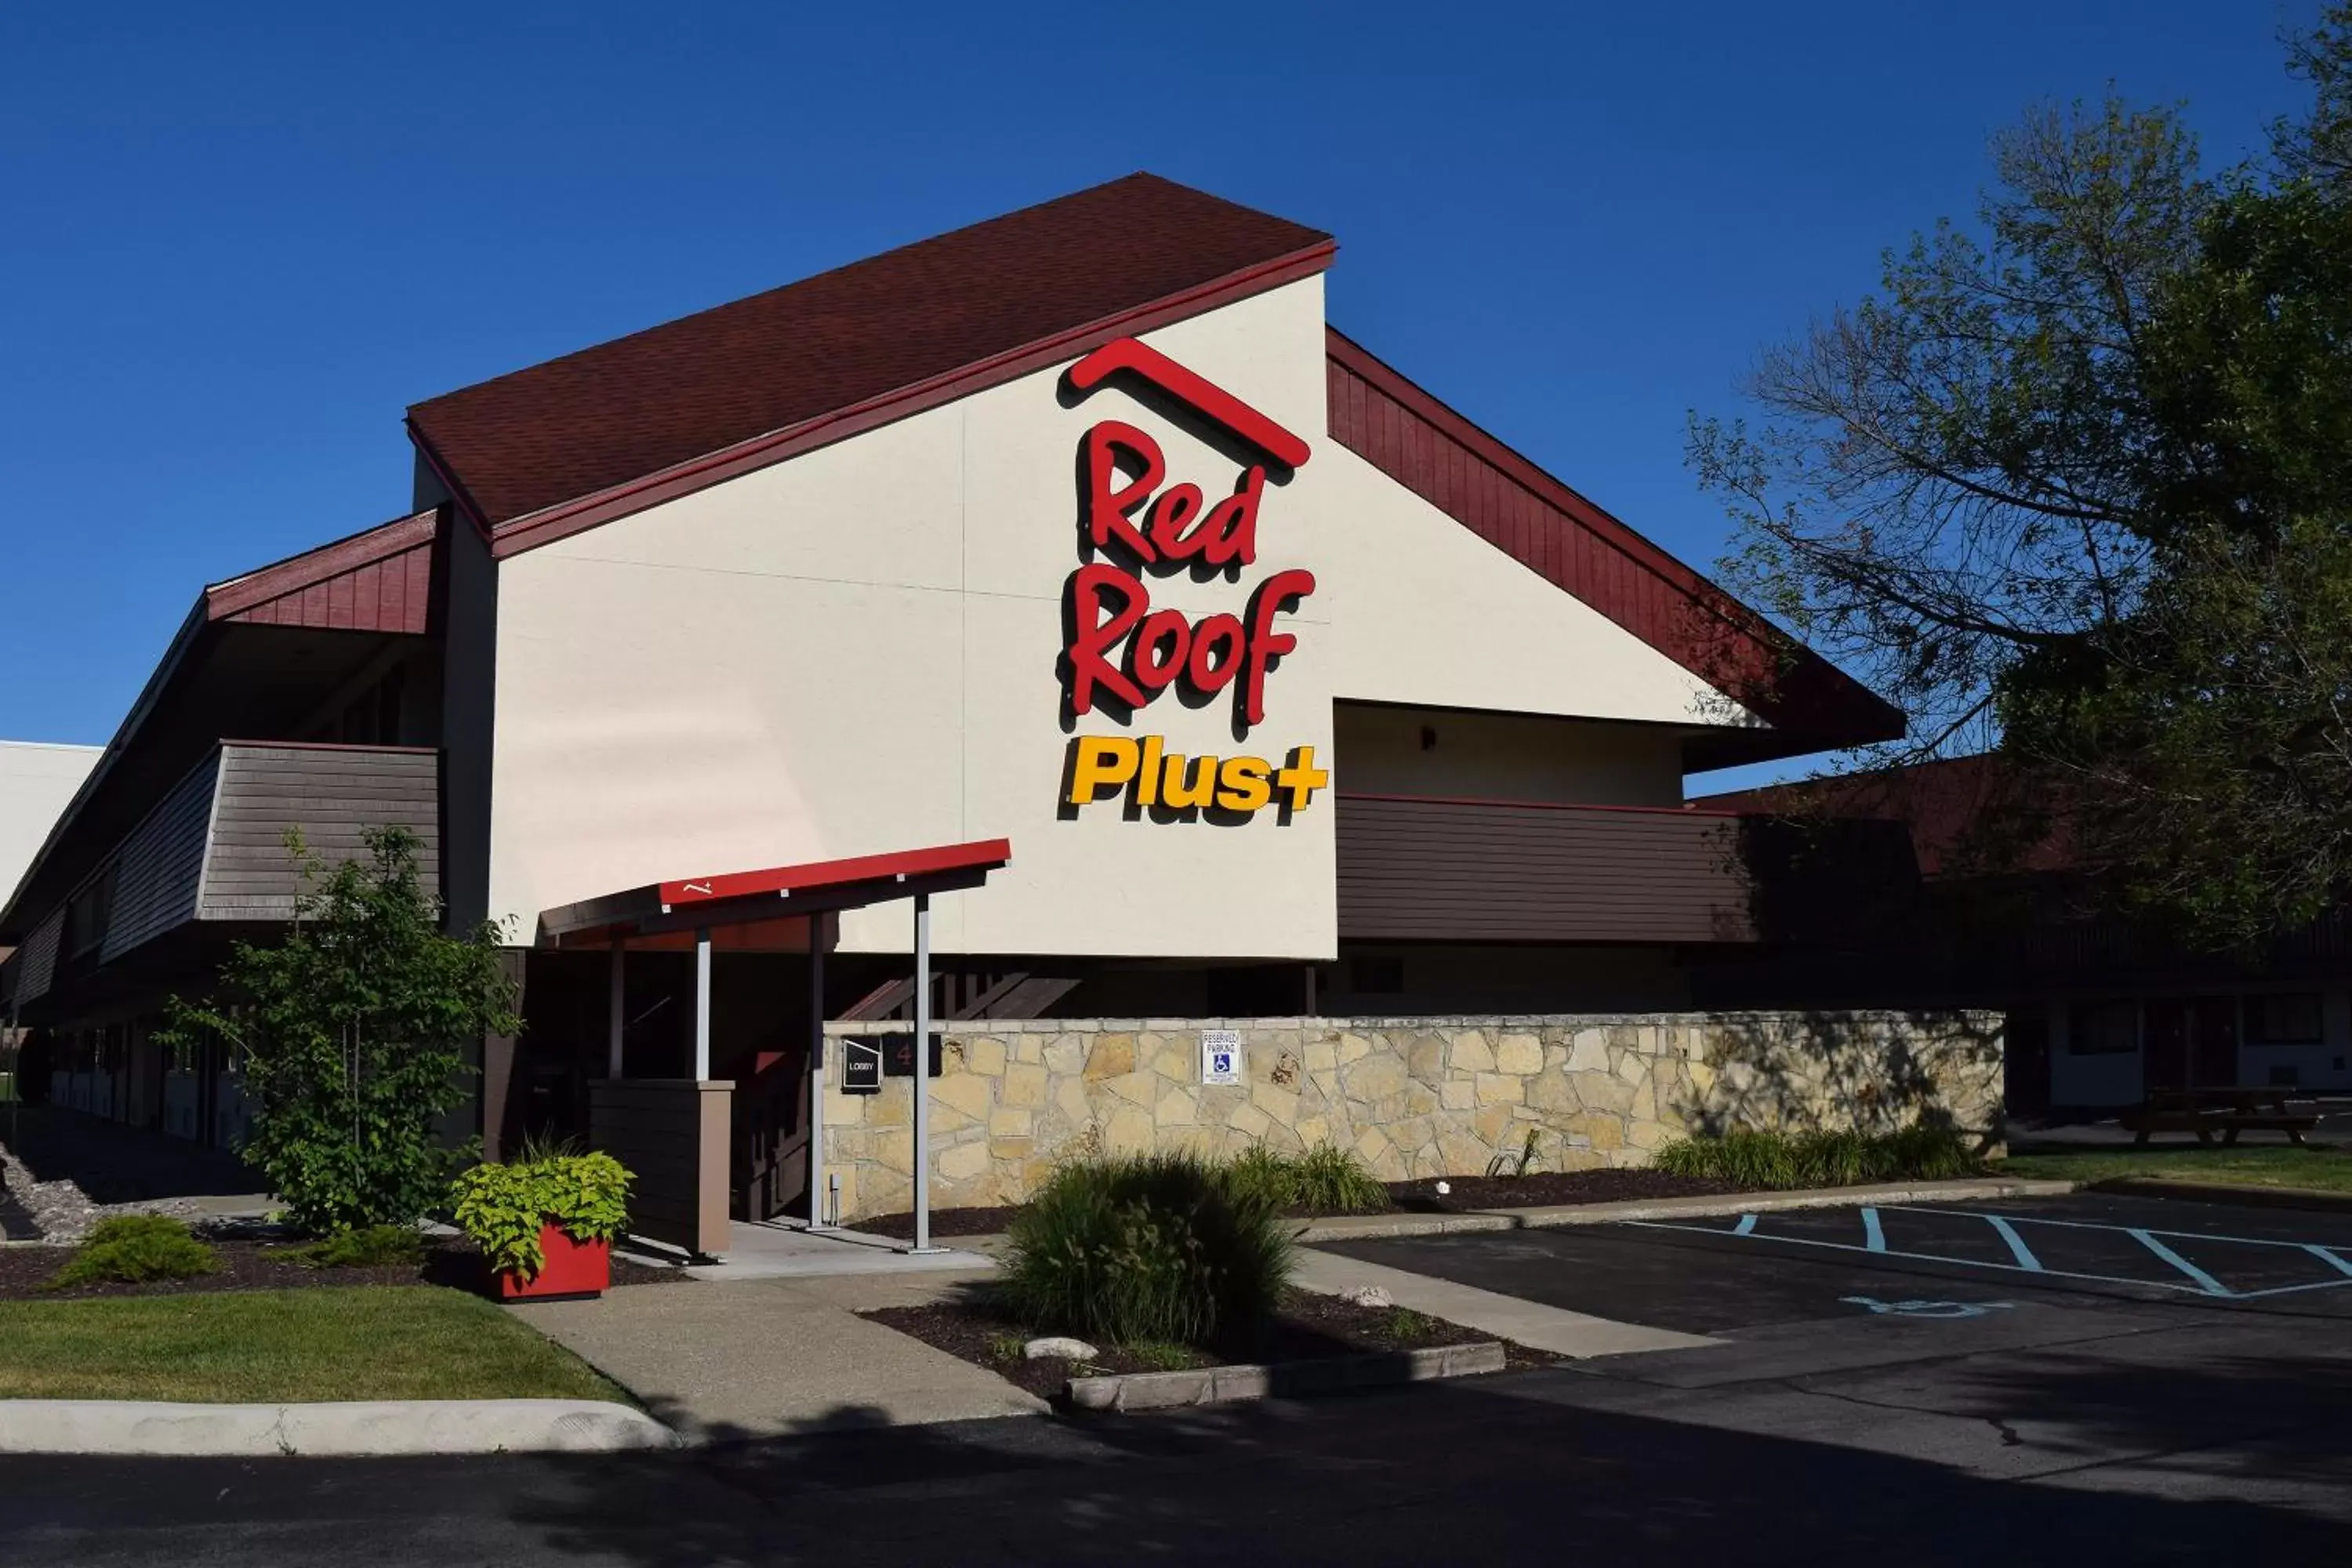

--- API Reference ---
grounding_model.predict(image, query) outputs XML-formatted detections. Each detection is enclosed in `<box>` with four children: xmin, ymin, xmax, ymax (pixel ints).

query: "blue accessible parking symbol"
<box><xmin>1840</xmin><ymin>1296</ymin><xmax>2017</xmax><ymax>1319</ymax></box>
<box><xmin>1200</xmin><ymin>1029</ymin><xmax>1243</xmax><ymax>1087</ymax></box>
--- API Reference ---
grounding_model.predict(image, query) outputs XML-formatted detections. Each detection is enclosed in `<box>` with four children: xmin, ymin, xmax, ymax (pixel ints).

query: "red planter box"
<box><xmin>495</xmin><ymin>1223</ymin><xmax>612</xmax><ymax>1301</ymax></box>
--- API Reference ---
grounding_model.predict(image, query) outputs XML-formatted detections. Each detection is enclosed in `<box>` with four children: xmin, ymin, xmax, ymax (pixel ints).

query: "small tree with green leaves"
<box><xmin>163</xmin><ymin>826</ymin><xmax>517</xmax><ymax>1233</ymax></box>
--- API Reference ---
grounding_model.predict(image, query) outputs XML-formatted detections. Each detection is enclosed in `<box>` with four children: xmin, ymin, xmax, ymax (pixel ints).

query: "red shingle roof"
<box><xmin>408</xmin><ymin>173</ymin><xmax>1333</xmax><ymax>542</ymax></box>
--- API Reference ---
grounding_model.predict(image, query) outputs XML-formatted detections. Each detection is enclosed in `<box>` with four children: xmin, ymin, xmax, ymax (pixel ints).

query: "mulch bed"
<box><xmin>865</xmin><ymin>1287</ymin><xmax>1550</xmax><ymax>1402</ymax></box>
<box><xmin>0</xmin><ymin>1233</ymin><xmax>684</xmax><ymax>1303</ymax></box>
<box><xmin>856</xmin><ymin>1167</ymin><xmax>1740</xmax><ymax>1241</ymax></box>
<box><xmin>1377</xmin><ymin>1168</ymin><xmax>1738</xmax><ymax>1213</ymax></box>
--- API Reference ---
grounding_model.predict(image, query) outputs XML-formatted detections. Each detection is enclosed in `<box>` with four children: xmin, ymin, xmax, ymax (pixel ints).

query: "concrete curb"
<box><xmin>1289</xmin><ymin>1178</ymin><xmax>2081</xmax><ymax>1243</ymax></box>
<box><xmin>1065</xmin><ymin>1341</ymin><xmax>1506</xmax><ymax>1412</ymax></box>
<box><xmin>2094</xmin><ymin>1176</ymin><xmax>2352</xmax><ymax>1214</ymax></box>
<box><xmin>0</xmin><ymin>1398</ymin><xmax>681</xmax><ymax>1457</ymax></box>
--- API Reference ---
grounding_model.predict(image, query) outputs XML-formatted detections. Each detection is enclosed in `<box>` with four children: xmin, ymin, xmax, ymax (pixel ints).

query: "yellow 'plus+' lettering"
<box><xmin>1274</xmin><ymin>746</ymin><xmax>1329</xmax><ymax>812</ymax></box>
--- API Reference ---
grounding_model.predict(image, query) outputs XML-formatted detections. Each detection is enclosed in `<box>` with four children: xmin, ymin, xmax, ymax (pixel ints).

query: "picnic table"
<box><xmin>2118</xmin><ymin>1087</ymin><xmax>2320</xmax><ymax>1146</ymax></box>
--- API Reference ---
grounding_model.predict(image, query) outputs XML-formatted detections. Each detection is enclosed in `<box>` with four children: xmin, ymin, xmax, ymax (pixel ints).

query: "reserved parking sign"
<box><xmin>1200</xmin><ymin>1029</ymin><xmax>1243</xmax><ymax>1086</ymax></box>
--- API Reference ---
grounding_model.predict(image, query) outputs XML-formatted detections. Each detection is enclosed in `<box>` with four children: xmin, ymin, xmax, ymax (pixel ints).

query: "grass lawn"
<box><xmin>0</xmin><ymin>1285</ymin><xmax>630</xmax><ymax>1404</ymax></box>
<box><xmin>1998</xmin><ymin>1144</ymin><xmax>2352</xmax><ymax>1194</ymax></box>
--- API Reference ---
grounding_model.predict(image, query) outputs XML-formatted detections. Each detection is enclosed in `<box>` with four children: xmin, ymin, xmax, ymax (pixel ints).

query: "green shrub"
<box><xmin>1652</xmin><ymin>1123</ymin><xmax>1981</xmax><ymax>1189</ymax></box>
<box><xmin>285</xmin><ymin>1223</ymin><xmax>425</xmax><ymax>1269</ymax></box>
<box><xmin>1287</xmin><ymin>1142</ymin><xmax>1389</xmax><ymax>1213</ymax></box>
<box><xmin>159</xmin><ymin>826</ymin><xmax>521</xmax><ymax>1233</ymax></box>
<box><xmin>449</xmin><ymin>1151</ymin><xmax>633</xmax><ymax>1279</ymax></box>
<box><xmin>1223</xmin><ymin>1144</ymin><xmax>1295</xmax><ymax>1209</ymax></box>
<box><xmin>46</xmin><ymin>1216</ymin><xmax>219</xmax><ymax>1289</ymax></box>
<box><xmin>1000</xmin><ymin>1151</ymin><xmax>1291</xmax><ymax>1350</ymax></box>
<box><xmin>1221</xmin><ymin>1142</ymin><xmax>1388</xmax><ymax>1214</ymax></box>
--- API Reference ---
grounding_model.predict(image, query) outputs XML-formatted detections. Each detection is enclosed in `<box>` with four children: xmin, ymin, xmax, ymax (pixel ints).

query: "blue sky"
<box><xmin>0</xmin><ymin>2</ymin><xmax>2323</xmax><ymax>787</ymax></box>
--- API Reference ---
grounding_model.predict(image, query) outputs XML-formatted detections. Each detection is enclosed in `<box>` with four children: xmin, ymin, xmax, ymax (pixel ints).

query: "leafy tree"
<box><xmin>1690</xmin><ymin>6</ymin><xmax>2352</xmax><ymax>946</ymax></box>
<box><xmin>164</xmin><ymin>826</ymin><xmax>517</xmax><ymax>1232</ymax></box>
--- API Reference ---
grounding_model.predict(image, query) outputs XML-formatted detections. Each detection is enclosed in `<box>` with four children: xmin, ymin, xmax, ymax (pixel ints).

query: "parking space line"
<box><xmin>2125</xmin><ymin>1229</ymin><xmax>2230</xmax><ymax>1296</ymax></box>
<box><xmin>1619</xmin><ymin>1219</ymin><xmax>2222</xmax><ymax>1296</ymax></box>
<box><xmin>1619</xmin><ymin>1207</ymin><xmax>2352</xmax><ymax>1304</ymax></box>
<box><xmin>1890</xmin><ymin>1207</ymin><xmax>2352</xmax><ymax>1253</ymax></box>
<box><xmin>1983</xmin><ymin>1214</ymin><xmax>2044</xmax><ymax>1272</ymax></box>
<box><xmin>2304</xmin><ymin>1244</ymin><xmax>2352</xmax><ymax>1279</ymax></box>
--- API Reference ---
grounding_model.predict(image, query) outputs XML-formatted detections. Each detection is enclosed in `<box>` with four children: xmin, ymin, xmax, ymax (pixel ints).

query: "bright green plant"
<box><xmin>47</xmin><ymin>1215</ymin><xmax>218</xmax><ymax>1289</ymax></box>
<box><xmin>1000</xmin><ymin>1151</ymin><xmax>1290</xmax><ymax>1350</ymax></box>
<box><xmin>1486</xmin><ymin>1128</ymin><xmax>1544</xmax><ymax>1180</ymax></box>
<box><xmin>450</xmin><ymin>1150</ymin><xmax>633</xmax><ymax>1279</ymax></box>
<box><xmin>1382</xmin><ymin>1306</ymin><xmax>1438</xmax><ymax>1341</ymax></box>
<box><xmin>283</xmin><ymin>1223</ymin><xmax>424</xmax><ymax>1270</ymax></box>
<box><xmin>160</xmin><ymin>827</ymin><xmax>520</xmax><ymax>1234</ymax></box>
<box><xmin>1653</xmin><ymin>1124</ymin><xmax>1980</xmax><ymax>1189</ymax></box>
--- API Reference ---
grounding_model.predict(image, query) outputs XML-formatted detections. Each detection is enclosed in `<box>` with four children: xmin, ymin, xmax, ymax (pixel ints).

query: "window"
<box><xmin>2068</xmin><ymin>1000</ymin><xmax>2138</xmax><ymax>1055</ymax></box>
<box><xmin>2245</xmin><ymin>993</ymin><xmax>2324</xmax><ymax>1045</ymax></box>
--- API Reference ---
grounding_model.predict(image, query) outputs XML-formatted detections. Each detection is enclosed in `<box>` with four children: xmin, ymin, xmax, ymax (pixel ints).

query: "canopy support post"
<box><xmin>806</xmin><ymin>922</ymin><xmax>829</xmax><ymax>1229</ymax></box>
<box><xmin>606</xmin><ymin>939</ymin><xmax>625</xmax><ymax>1080</ymax></box>
<box><xmin>693</xmin><ymin>927</ymin><xmax>712</xmax><ymax>1080</ymax></box>
<box><xmin>908</xmin><ymin>893</ymin><xmax>940</xmax><ymax>1254</ymax></box>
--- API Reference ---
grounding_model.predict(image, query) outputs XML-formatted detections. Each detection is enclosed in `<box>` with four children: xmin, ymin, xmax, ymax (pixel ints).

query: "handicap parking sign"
<box><xmin>1201</xmin><ymin>1030</ymin><xmax>1243</xmax><ymax>1086</ymax></box>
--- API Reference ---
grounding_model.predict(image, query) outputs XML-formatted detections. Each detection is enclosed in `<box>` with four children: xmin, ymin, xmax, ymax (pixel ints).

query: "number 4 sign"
<box><xmin>1201</xmin><ymin>1030</ymin><xmax>1243</xmax><ymax>1087</ymax></box>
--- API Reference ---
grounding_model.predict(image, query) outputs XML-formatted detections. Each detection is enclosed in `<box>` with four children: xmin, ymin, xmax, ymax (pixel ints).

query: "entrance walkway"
<box><xmin>512</xmin><ymin>1251</ymin><xmax>1041</xmax><ymax>1443</ymax></box>
<box><xmin>678</xmin><ymin>1220</ymin><xmax>993</xmax><ymax>1281</ymax></box>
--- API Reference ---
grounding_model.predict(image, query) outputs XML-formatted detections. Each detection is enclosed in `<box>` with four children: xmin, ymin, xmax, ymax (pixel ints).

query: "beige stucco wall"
<box><xmin>486</xmin><ymin>276</ymin><xmax>1759</xmax><ymax>960</ymax></box>
<box><xmin>816</xmin><ymin>1011</ymin><xmax>2004</xmax><ymax>1221</ymax></box>
<box><xmin>0</xmin><ymin>741</ymin><xmax>100</xmax><ymax>913</ymax></box>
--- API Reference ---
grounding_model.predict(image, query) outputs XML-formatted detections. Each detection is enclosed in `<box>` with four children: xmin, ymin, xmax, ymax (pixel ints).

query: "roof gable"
<box><xmin>1323</xmin><ymin>329</ymin><xmax>1900</xmax><ymax>767</ymax></box>
<box><xmin>408</xmin><ymin>173</ymin><xmax>1333</xmax><ymax>554</ymax></box>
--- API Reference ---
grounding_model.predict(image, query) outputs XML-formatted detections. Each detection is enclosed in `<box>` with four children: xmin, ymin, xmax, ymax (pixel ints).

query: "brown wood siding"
<box><xmin>589</xmin><ymin>1080</ymin><xmax>731</xmax><ymax>1255</ymax></box>
<box><xmin>14</xmin><ymin>908</ymin><xmax>63</xmax><ymax>1004</ymax></box>
<box><xmin>100</xmin><ymin>752</ymin><xmax>221</xmax><ymax>962</ymax></box>
<box><xmin>1334</xmin><ymin>795</ymin><xmax>1758</xmax><ymax>945</ymax></box>
<box><xmin>198</xmin><ymin>744</ymin><xmax>441</xmax><ymax>921</ymax></box>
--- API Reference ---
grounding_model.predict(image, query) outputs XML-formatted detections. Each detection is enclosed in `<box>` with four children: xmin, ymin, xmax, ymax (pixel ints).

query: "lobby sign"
<box><xmin>1058</xmin><ymin>339</ymin><xmax>1327</xmax><ymax>819</ymax></box>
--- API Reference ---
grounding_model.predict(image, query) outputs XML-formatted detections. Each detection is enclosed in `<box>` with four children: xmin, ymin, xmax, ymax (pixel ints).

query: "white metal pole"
<box><xmin>806</xmin><ymin>924</ymin><xmax>827</xmax><ymax>1229</ymax></box>
<box><xmin>911</xmin><ymin>893</ymin><xmax>934</xmax><ymax>1253</ymax></box>
<box><xmin>607</xmin><ymin>939</ymin><xmax>626</xmax><ymax>1080</ymax></box>
<box><xmin>693</xmin><ymin>928</ymin><xmax>712</xmax><ymax>1080</ymax></box>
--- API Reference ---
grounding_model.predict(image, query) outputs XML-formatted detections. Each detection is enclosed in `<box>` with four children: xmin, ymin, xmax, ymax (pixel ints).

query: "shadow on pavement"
<box><xmin>492</xmin><ymin>1345</ymin><xmax>2352</xmax><ymax>1566</ymax></box>
<box><xmin>0</xmin><ymin>1106</ymin><xmax>265</xmax><ymax>1205</ymax></box>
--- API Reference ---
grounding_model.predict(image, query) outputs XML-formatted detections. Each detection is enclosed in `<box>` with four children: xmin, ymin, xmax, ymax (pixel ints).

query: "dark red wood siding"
<box><xmin>206</xmin><ymin>510</ymin><xmax>441</xmax><ymax>634</ymax></box>
<box><xmin>1334</xmin><ymin>794</ymin><xmax>1758</xmax><ymax>945</ymax></box>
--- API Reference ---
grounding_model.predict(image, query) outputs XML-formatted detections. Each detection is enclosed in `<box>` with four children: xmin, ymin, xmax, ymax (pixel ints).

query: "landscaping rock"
<box><xmin>1340</xmin><ymin>1285</ymin><xmax>1394</xmax><ymax>1308</ymax></box>
<box><xmin>1023</xmin><ymin>1336</ymin><xmax>1099</xmax><ymax>1361</ymax></box>
<box><xmin>0</xmin><ymin>1139</ymin><xmax>204</xmax><ymax>1244</ymax></box>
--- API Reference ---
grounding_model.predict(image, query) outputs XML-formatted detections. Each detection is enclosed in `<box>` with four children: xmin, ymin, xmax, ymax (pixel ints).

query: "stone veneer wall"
<box><xmin>817</xmin><ymin>1012</ymin><xmax>2003</xmax><ymax>1223</ymax></box>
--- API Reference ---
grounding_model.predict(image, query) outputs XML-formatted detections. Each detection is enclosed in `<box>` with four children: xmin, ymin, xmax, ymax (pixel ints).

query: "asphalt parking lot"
<box><xmin>8</xmin><ymin>1192</ymin><xmax>2349</xmax><ymax>1564</ymax></box>
<box><xmin>1319</xmin><ymin>1192</ymin><xmax>2352</xmax><ymax>1336</ymax></box>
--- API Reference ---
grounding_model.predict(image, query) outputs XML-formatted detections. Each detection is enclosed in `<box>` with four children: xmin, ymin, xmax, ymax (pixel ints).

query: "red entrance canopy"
<box><xmin>537</xmin><ymin>837</ymin><xmax>1011</xmax><ymax>947</ymax></box>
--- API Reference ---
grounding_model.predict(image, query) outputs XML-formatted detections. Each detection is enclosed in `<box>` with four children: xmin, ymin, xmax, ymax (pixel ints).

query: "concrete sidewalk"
<box><xmin>681</xmin><ymin>1220</ymin><xmax>993</xmax><ymax>1280</ymax></box>
<box><xmin>1289</xmin><ymin>1247</ymin><xmax>1716</xmax><ymax>1359</ymax></box>
<box><xmin>510</xmin><ymin>1267</ymin><xmax>1045</xmax><ymax>1443</ymax></box>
